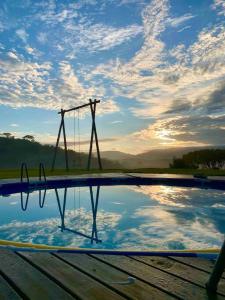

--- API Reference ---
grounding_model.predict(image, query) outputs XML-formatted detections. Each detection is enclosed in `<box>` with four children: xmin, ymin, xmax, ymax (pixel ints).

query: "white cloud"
<box><xmin>33</xmin><ymin>1</ymin><xmax>143</xmax><ymax>55</ymax></box>
<box><xmin>83</xmin><ymin>3</ymin><xmax>225</xmax><ymax>127</ymax></box>
<box><xmin>168</xmin><ymin>13</ymin><xmax>195</xmax><ymax>28</ymax></box>
<box><xmin>177</xmin><ymin>25</ymin><xmax>191</xmax><ymax>33</ymax></box>
<box><xmin>25</xmin><ymin>46</ymin><xmax>41</xmax><ymax>57</ymax></box>
<box><xmin>62</xmin><ymin>22</ymin><xmax>143</xmax><ymax>54</ymax></box>
<box><xmin>16</xmin><ymin>28</ymin><xmax>28</xmax><ymax>43</ymax></box>
<box><xmin>211</xmin><ymin>0</ymin><xmax>225</xmax><ymax>16</ymax></box>
<box><xmin>7</xmin><ymin>52</ymin><xmax>19</xmax><ymax>60</ymax></box>
<box><xmin>10</xmin><ymin>123</ymin><xmax>19</xmax><ymax>127</ymax></box>
<box><xmin>37</xmin><ymin>32</ymin><xmax>47</xmax><ymax>44</ymax></box>
<box><xmin>111</xmin><ymin>120</ymin><xmax>123</xmax><ymax>124</ymax></box>
<box><xmin>0</xmin><ymin>58</ymin><xmax>119</xmax><ymax>115</ymax></box>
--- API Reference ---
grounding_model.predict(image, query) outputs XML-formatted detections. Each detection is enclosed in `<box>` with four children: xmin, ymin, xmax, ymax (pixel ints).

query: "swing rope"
<box><xmin>73</xmin><ymin>110</ymin><xmax>76</xmax><ymax>169</ymax></box>
<box><xmin>78</xmin><ymin>109</ymin><xmax>81</xmax><ymax>169</ymax></box>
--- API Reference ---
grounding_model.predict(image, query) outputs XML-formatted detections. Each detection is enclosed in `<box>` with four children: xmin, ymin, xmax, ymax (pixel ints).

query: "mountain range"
<box><xmin>99</xmin><ymin>146</ymin><xmax>225</xmax><ymax>168</ymax></box>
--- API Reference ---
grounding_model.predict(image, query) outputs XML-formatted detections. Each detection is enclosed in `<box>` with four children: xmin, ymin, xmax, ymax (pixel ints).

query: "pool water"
<box><xmin>0</xmin><ymin>185</ymin><xmax>225</xmax><ymax>250</ymax></box>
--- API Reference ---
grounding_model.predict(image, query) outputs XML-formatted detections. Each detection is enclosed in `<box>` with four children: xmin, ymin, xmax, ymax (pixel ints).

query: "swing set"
<box><xmin>51</xmin><ymin>99</ymin><xmax>102</xmax><ymax>171</ymax></box>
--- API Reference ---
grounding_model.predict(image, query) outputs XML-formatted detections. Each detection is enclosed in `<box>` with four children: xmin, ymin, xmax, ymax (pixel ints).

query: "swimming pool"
<box><xmin>0</xmin><ymin>178</ymin><xmax>225</xmax><ymax>251</ymax></box>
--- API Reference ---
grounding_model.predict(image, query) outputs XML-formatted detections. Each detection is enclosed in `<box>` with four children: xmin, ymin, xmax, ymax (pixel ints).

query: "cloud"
<box><xmin>110</xmin><ymin>120</ymin><xmax>123</xmax><ymax>124</ymax></box>
<box><xmin>177</xmin><ymin>25</ymin><xmax>191</xmax><ymax>33</ymax></box>
<box><xmin>62</xmin><ymin>23</ymin><xmax>143</xmax><ymax>54</ymax></box>
<box><xmin>164</xmin><ymin>100</ymin><xmax>192</xmax><ymax>114</ymax></box>
<box><xmin>25</xmin><ymin>46</ymin><xmax>41</xmax><ymax>57</ymax></box>
<box><xmin>37</xmin><ymin>32</ymin><xmax>47</xmax><ymax>44</ymax></box>
<box><xmin>204</xmin><ymin>80</ymin><xmax>225</xmax><ymax>114</ymax></box>
<box><xmin>10</xmin><ymin>123</ymin><xmax>19</xmax><ymax>127</ymax></box>
<box><xmin>132</xmin><ymin>115</ymin><xmax>225</xmax><ymax>147</ymax></box>
<box><xmin>16</xmin><ymin>28</ymin><xmax>28</xmax><ymax>43</ymax></box>
<box><xmin>118</xmin><ymin>0</ymin><xmax>146</xmax><ymax>6</ymax></box>
<box><xmin>7</xmin><ymin>52</ymin><xmax>19</xmax><ymax>60</ymax></box>
<box><xmin>88</xmin><ymin>0</ymin><xmax>225</xmax><ymax>128</ymax></box>
<box><xmin>32</xmin><ymin>1</ymin><xmax>143</xmax><ymax>55</ymax></box>
<box><xmin>0</xmin><ymin>57</ymin><xmax>119</xmax><ymax>115</ymax></box>
<box><xmin>211</xmin><ymin>0</ymin><xmax>225</xmax><ymax>16</ymax></box>
<box><xmin>168</xmin><ymin>13</ymin><xmax>195</xmax><ymax>28</ymax></box>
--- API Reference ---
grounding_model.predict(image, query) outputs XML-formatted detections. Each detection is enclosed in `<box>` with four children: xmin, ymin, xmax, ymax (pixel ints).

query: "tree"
<box><xmin>23</xmin><ymin>135</ymin><xmax>35</xmax><ymax>142</ymax></box>
<box><xmin>2</xmin><ymin>132</ymin><xmax>14</xmax><ymax>139</ymax></box>
<box><xmin>170</xmin><ymin>157</ymin><xmax>191</xmax><ymax>169</ymax></box>
<box><xmin>170</xmin><ymin>149</ymin><xmax>225</xmax><ymax>169</ymax></box>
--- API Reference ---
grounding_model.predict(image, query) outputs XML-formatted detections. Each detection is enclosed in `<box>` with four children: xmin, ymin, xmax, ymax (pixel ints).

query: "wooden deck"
<box><xmin>0</xmin><ymin>250</ymin><xmax>225</xmax><ymax>299</ymax></box>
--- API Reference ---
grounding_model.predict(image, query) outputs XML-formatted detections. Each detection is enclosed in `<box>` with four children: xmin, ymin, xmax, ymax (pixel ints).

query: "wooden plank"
<box><xmin>20</xmin><ymin>252</ymin><xmax>125</xmax><ymax>300</ymax></box>
<box><xmin>0</xmin><ymin>274</ymin><xmax>21</xmax><ymax>300</ymax></box>
<box><xmin>132</xmin><ymin>256</ymin><xmax>225</xmax><ymax>296</ymax></box>
<box><xmin>56</xmin><ymin>253</ymin><xmax>175</xmax><ymax>300</ymax></box>
<box><xmin>0</xmin><ymin>250</ymin><xmax>74</xmax><ymax>300</ymax></box>
<box><xmin>170</xmin><ymin>257</ymin><xmax>225</xmax><ymax>278</ymax></box>
<box><xmin>92</xmin><ymin>254</ymin><xmax>225</xmax><ymax>300</ymax></box>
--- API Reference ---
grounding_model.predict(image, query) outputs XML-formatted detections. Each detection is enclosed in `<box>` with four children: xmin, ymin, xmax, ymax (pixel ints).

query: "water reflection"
<box><xmin>2</xmin><ymin>184</ymin><xmax>225</xmax><ymax>249</ymax></box>
<box><xmin>20</xmin><ymin>191</ymin><xmax>29</xmax><ymax>211</ymax></box>
<box><xmin>20</xmin><ymin>188</ymin><xmax>47</xmax><ymax>210</ymax></box>
<box><xmin>39</xmin><ymin>189</ymin><xmax>46</xmax><ymax>208</ymax></box>
<box><xmin>131</xmin><ymin>185</ymin><xmax>225</xmax><ymax>208</ymax></box>
<box><xmin>55</xmin><ymin>186</ymin><xmax>101</xmax><ymax>244</ymax></box>
<box><xmin>20</xmin><ymin>185</ymin><xmax>102</xmax><ymax>244</ymax></box>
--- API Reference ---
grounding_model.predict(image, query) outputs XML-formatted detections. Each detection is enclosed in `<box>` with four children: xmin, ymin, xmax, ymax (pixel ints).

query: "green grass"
<box><xmin>0</xmin><ymin>167</ymin><xmax>225</xmax><ymax>179</ymax></box>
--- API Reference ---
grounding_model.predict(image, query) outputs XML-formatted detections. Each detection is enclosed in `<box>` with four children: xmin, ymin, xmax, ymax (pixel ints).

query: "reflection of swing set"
<box><xmin>20</xmin><ymin>186</ymin><xmax>101</xmax><ymax>244</ymax></box>
<box><xmin>55</xmin><ymin>186</ymin><xmax>102</xmax><ymax>244</ymax></box>
<box><xmin>51</xmin><ymin>99</ymin><xmax>102</xmax><ymax>171</ymax></box>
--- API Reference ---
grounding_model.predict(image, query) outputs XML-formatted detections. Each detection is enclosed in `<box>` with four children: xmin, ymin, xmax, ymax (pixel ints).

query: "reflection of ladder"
<box><xmin>55</xmin><ymin>186</ymin><xmax>102</xmax><ymax>244</ymax></box>
<box><xmin>20</xmin><ymin>163</ymin><xmax>47</xmax><ymax>210</ymax></box>
<box><xmin>206</xmin><ymin>239</ymin><xmax>225</xmax><ymax>292</ymax></box>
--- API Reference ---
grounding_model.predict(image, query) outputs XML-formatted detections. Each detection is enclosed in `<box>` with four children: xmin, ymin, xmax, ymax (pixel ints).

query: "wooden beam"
<box><xmin>58</xmin><ymin>99</ymin><xmax>100</xmax><ymax>114</ymax></box>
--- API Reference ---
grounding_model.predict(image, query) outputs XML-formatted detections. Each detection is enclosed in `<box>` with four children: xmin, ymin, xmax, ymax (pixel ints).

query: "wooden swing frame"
<box><xmin>51</xmin><ymin>99</ymin><xmax>102</xmax><ymax>171</ymax></box>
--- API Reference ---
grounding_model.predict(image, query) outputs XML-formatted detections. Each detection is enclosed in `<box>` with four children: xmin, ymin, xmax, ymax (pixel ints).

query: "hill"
<box><xmin>100</xmin><ymin>146</ymin><xmax>225</xmax><ymax>168</ymax></box>
<box><xmin>0</xmin><ymin>137</ymin><xmax>122</xmax><ymax>169</ymax></box>
<box><xmin>99</xmin><ymin>151</ymin><xmax>134</xmax><ymax>161</ymax></box>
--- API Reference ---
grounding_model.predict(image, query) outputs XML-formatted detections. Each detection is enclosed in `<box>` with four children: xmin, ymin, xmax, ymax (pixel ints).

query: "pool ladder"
<box><xmin>20</xmin><ymin>162</ymin><xmax>29</xmax><ymax>183</ymax></box>
<box><xmin>20</xmin><ymin>162</ymin><xmax>47</xmax><ymax>183</ymax></box>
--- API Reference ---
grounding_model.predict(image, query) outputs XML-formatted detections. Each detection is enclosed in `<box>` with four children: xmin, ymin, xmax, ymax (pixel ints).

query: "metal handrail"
<box><xmin>39</xmin><ymin>163</ymin><xmax>46</xmax><ymax>182</ymax></box>
<box><xmin>20</xmin><ymin>163</ymin><xmax>29</xmax><ymax>183</ymax></box>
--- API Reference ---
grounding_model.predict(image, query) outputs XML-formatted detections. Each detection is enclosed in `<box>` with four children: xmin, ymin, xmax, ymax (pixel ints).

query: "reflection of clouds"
<box><xmin>0</xmin><ymin>208</ymin><xmax>121</xmax><ymax>248</ymax></box>
<box><xmin>130</xmin><ymin>185</ymin><xmax>225</xmax><ymax>208</ymax></box>
<box><xmin>131</xmin><ymin>185</ymin><xmax>191</xmax><ymax>207</ymax></box>
<box><xmin>113</xmin><ymin>206</ymin><xmax>224</xmax><ymax>250</ymax></box>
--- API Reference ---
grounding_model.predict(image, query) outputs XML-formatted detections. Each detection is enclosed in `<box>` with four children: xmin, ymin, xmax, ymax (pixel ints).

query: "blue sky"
<box><xmin>0</xmin><ymin>0</ymin><xmax>225</xmax><ymax>154</ymax></box>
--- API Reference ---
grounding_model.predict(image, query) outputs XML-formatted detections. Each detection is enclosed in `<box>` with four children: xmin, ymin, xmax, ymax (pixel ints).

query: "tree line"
<box><xmin>0</xmin><ymin>135</ymin><xmax>121</xmax><ymax>169</ymax></box>
<box><xmin>0</xmin><ymin>132</ymin><xmax>35</xmax><ymax>141</ymax></box>
<box><xmin>170</xmin><ymin>149</ymin><xmax>225</xmax><ymax>169</ymax></box>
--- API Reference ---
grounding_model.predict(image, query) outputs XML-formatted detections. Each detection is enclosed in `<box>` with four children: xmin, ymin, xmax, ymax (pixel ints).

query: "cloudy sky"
<box><xmin>0</xmin><ymin>0</ymin><xmax>225</xmax><ymax>154</ymax></box>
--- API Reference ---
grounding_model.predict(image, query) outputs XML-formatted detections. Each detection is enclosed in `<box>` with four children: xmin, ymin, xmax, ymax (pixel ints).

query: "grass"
<box><xmin>0</xmin><ymin>167</ymin><xmax>225</xmax><ymax>179</ymax></box>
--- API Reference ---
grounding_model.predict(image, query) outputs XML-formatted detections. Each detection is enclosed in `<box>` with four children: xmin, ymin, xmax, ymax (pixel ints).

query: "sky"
<box><xmin>0</xmin><ymin>0</ymin><xmax>225</xmax><ymax>154</ymax></box>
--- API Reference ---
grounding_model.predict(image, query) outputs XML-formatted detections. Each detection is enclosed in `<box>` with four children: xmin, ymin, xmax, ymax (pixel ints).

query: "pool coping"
<box><xmin>0</xmin><ymin>172</ymin><xmax>225</xmax><ymax>195</ymax></box>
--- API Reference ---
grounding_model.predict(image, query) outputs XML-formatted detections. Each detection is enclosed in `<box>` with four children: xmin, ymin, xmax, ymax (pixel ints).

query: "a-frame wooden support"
<box><xmin>51</xmin><ymin>99</ymin><xmax>102</xmax><ymax>171</ymax></box>
<box><xmin>87</xmin><ymin>99</ymin><xmax>102</xmax><ymax>170</ymax></box>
